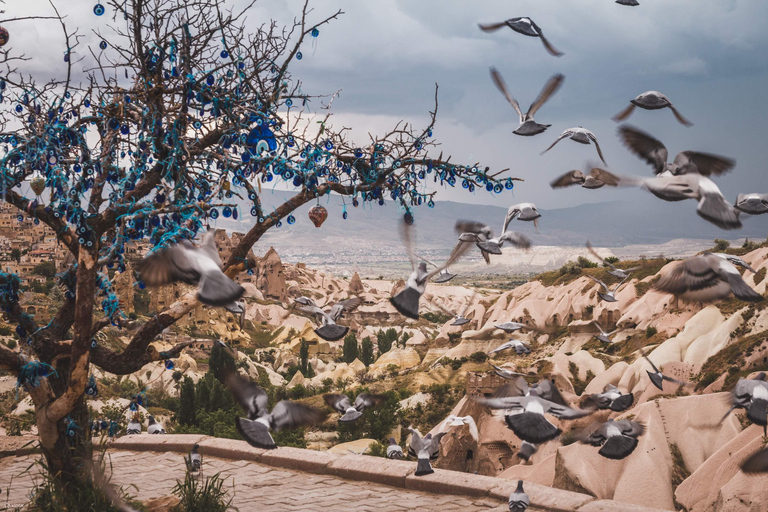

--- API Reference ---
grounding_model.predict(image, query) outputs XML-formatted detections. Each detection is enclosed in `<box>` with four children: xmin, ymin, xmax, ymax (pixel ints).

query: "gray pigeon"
<box><xmin>147</xmin><ymin>415</ymin><xmax>165</xmax><ymax>434</ymax></box>
<box><xmin>387</xmin><ymin>438</ymin><xmax>404</xmax><ymax>460</ymax></box>
<box><xmin>711</xmin><ymin>253</ymin><xmax>757</xmax><ymax>274</ymax></box>
<box><xmin>480</xmin><ymin>17</ymin><xmax>563</xmax><ymax>57</ymax></box>
<box><xmin>455</xmin><ymin>220</ymin><xmax>531</xmax><ymax>264</ymax></box>
<box><xmin>586</xmin><ymin>241</ymin><xmax>641</xmax><ymax>279</ymax></box>
<box><xmin>416</xmin><ymin>254</ymin><xmax>457</xmax><ymax>283</ymax></box>
<box><xmin>323</xmin><ymin>393</ymin><xmax>386</xmax><ymax>423</ymax></box>
<box><xmin>735</xmin><ymin>193</ymin><xmax>768</xmax><ymax>215</ymax></box>
<box><xmin>616</xmin><ymin>0</ymin><xmax>640</xmax><ymax>6</ymax></box>
<box><xmin>643</xmin><ymin>354</ymin><xmax>688</xmax><ymax>391</ymax></box>
<box><xmin>613</xmin><ymin>91</ymin><xmax>692</xmax><ymax>126</ymax></box>
<box><xmin>722</xmin><ymin>373</ymin><xmax>768</xmax><ymax>435</ymax></box>
<box><xmin>491</xmin><ymin>377</ymin><xmax>569</xmax><ymax>408</ymax></box>
<box><xmin>391</xmin><ymin>221</ymin><xmax>471</xmax><ymax>319</ymax></box>
<box><xmin>490</xmin><ymin>363</ymin><xmax>527</xmax><ymax>380</ymax></box>
<box><xmin>475</xmin><ymin>389</ymin><xmax>593</xmax><ymax>443</ymax></box>
<box><xmin>223</xmin><ymin>301</ymin><xmax>246</xmax><ymax>330</ymax></box>
<box><xmin>654</xmin><ymin>252</ymin><xmax>762</xmax><ymax>302</ymax></box>
<box><xmin>550</xmin><ymin>167</ymin><xmax>619</xmax><ymax>190</ymax></box>
<box><xmin>488</xmin><ymin>339</ymin><xmax>531</xmax><ymax>356</ymax></box>
<box><xmin>408</xmin><ymin>427</ymin><xmax>446</xmax><ymax>476</ymax></box>
<box><xmin>587</xmin><ymin>275</ymin><xmax>628</xmax><ymax>303</ymax></box>
<box><xmin>542</xmin><ymin>127</ymin><xmax>606</xmax><ymax>164</ymax></box>
<box><xmin>436</xmin><ymin>292</ymin><xmax>477</xmax><ymax>326</ymax></box>
<box><xmin>741</xmin><ymin>447</ymin><xmax>768</xmax><ymax>473</ymax></box>
<box><xmin>591</xmin><ymin>321</ymin><xmax>621</xmax><ymax>344</ymax></box>
<box><xmin>186</xmin><ymin>444</ymin><xmax>201</xmax><ymax>472</ymax></box>
<box><xmin>225</xmin><ymin>370</ymin><xmax>325</xmax><ymax>449</ymax></box>
<box><xmin>578</xmin><ymin>419</ymin><xmax>645</xmax><ymax>459</ymax></box>
<box><xmin>137</xmin><ymin>231</ymin><xmax>244</xmax><ymax>307</ymax></box>
<box><xmin>583</xmin><ymin>384</ymin><xmax>634</xmax><ymax>412</ymax></box>
<box><xmin>126</xmin><ymin>415</ymin><xmax>141</xmax><ymax>435</ymax></box>
<box><xmin>508</xmin><ymin>480</ymin><xmax>530</xmax><ymax>511</ymax></box>
<box><xmin>294</xmin><ymin>296</ymin><xmax>362</xmax><ymax>341</ymax></box>
<box><xmin>619</xmin><ymin>125</ymin><xmax>733</xmax><ymax>177</ymax></box>
<box><xmin>517</xmin><ymin>441</ymin><xmax>538</xmax><ymax>462</ymax></box>
<box><xmin>495</xmin><ymin>322</ymin><xmax>539</xmax><ymax>334</ymax></box>
<box><xmin>490</xmin><ymin>68</ymin><xmax>564</xmax><ymax>136</ymax></box>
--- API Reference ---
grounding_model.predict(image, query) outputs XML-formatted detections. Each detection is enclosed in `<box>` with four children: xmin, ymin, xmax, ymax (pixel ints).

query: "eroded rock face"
<box><xmin>257</xmin><ymin>246</ymin><xmax>286</xmax><ymax>301</ymax></box>
<box><xmin>368</xmin><ymin>347</ymin><xmax>422</xmax><ymax>377</ymax></box>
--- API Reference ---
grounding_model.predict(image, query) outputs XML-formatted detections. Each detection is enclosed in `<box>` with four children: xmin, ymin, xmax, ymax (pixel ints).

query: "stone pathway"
<box><xmin>0</xmin><ymin>450</ymin><xmax>543</xmax><ymax>511</ymax></box>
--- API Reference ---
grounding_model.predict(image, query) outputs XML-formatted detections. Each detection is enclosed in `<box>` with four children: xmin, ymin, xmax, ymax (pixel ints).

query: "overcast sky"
<box><xmin>4</xmin><ymin>0</ymin><xmax>768</xmax><ymax>212</ymax></box>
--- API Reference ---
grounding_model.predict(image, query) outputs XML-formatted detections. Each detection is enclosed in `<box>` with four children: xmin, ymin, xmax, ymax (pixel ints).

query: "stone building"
<box><xmin>256</xmin><ymin>246</ymin><xmax>286</xmax><ymax>301</ymax></box>
<box><xmin>113</xmin><ymin>262</ymin><xmax>136</xmax><ymax>315</ymax></box>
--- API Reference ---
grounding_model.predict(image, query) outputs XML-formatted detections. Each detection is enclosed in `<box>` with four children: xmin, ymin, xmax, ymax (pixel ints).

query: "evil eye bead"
<box><xmin>164</xmin><ymin>359</ymin><xmax>174</xmax><ymax>370</ymax></box>
<box><xmin>220</xmin><ymin>50</ymin><xmax>229</xmax><ymax>59</ymax></box>
<box><xmin>286</xmin><ymin>214</ymin><xmax>296</xmax><ymax>225</ymax></box>
<box><xmin>99</xmin><ymin>40</ymin><xmax>107</xmax><ymax>50</ymax></box>
<box><xmin>296</xmin><ymin>51</ymin><xmax>303</xmax><ymax>60</ymax></box>
<box><xmin>311</xmin><ymin>28</ymin><xmax>319</xmax><ymax>37</ymax></box>
<box><xmin>505</xmin><ymin>179</ymin><xmax>514</xmax><ymax>190</ymax></box>
<box><xmin>93</xmin><ymin>4</ymin><xmax>105</xmax><ymax>16</ymax></box>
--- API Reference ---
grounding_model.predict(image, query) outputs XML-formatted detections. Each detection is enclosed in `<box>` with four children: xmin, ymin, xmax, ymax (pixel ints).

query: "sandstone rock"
<box><xmin>256</xmin><ymin>246</ymin><xmax>286</xmax><ymax>301</ymax></box>
<box><xmin>368</xmin><ymin>347</ymin><xmax>421</xmax><ymax>377</ymax></box>
<box><xmin>328</xmin><ymin>438</ymin><xmax>376</xmax><ymax>455</ymax></box>
<box><xmin>287</xmin><ymin>370</ymin><xmax>307</xmax><ymax>389</ymax></box>
<box><xmin>143</xmin><ymin>495</ymin><xmax>180</xmax><ymax>512</ymax></box>
<box><xmin>348</xmin><ymin>272</ymin><xmax>365</xmax><ymax>295</ymax></box>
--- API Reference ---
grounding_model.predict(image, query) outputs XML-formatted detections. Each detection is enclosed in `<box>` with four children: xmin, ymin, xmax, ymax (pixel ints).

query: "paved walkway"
<box><xmin>0</xmin><ymin>450</ymin><xmax>534</xmax><ymax>511</ymax></box>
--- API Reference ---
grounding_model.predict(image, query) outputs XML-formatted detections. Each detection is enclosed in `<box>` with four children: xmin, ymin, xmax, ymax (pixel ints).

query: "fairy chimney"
<box><xmin>348</xmin><ymin>272</ymin><xmax>364</xmax><ymax>295</ymax></box>
<box><xmin>257</xmin><ymin>246</ymin><xmax>286</xmax><ymax>301</ymax></box>
<box><xmin>113</xmin><ymin>261</ymin><xmax>135</xmax><ymax>314</ymax></box>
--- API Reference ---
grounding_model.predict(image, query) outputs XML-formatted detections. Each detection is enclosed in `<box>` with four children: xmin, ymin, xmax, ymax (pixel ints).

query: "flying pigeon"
<box><xmin>147</xmin><ymin>415</ymin><xmax>166</xmax><ymax>434</ymax></box>
<box><xmin>643</xmin><ymin>354</ymin><xmax>688</xmax><ymax>391</ymax></box>
<box><xmin>439</xmin><ymin>415</ymin><xmax>479</xmax><ymax>442</ymax></box>
<box><xmin>550</xmin><ymin>167</ymin><xmax>620</xmax><ymax>190</ymax></box>
<box><xmin>294</xmin><ymin>296</ymin><xmax>362</xmax><ymax>341</ymax></box>
<box><xmin>137</xmin><ymin>230</ymin><xmax>245</xmax><ymax>307</ymax></box>
<box><xmin>491</xmin><ymin>377</ymin><xmax>570</xmax><ymax>408</ymax></box>
<box><xmin>479</xmin><ymin>17</ymin><xmax>563</xmax><ymax>57</ymax></box>
<box><xmin>583</xmin><ymin>384</ymin><xmax>634</xmax><ymax>412</ymax></box>
<box><xmin>225</xmin><ymin>370</ymin><xmax>325</xmax><ymax>449</ymax></box>
<box><xmin>591</xmin><ymin>321</ymin><xmax>621</xmax><ymax>344</ymax></box>
<box><xmin>517</xmin><ymin>441</ymin><xmax>538</xmax><ymax>462</ymax></box>
<box><xmin>654</xmin><ymin>252</ymin><xmax>762</xmax><ymax>302</ymax></box>
<box><xmin>323</xmin><ymin>392</ymin><xmax>386</xmax><ymax>423</ymax></box>
<box><xmin>186</xmin><ymin>444</ymin><xmax>202</xmax><ymax>473</ymax></box>
<box><xmin>508</xmin><ymin>480</ymin><xmax>530</xmax><ymax>512</ymax></box>
<box><xmin>408</xmin><ymin>427</ymin><xmax>446</xmax><ymax>476</ymax></box>
<box><xmin>741</xmin><ymin>447</ymin><xmax>768</xmax><ymax>473</ymax></box>
<box><xmin>619</xmin><ymin>125</ymin><xmax>734</xmax><ymax>177</ymax></box>
<box><xmin>223</xmin><ymin>301</ymin><xmax>246</xmax><ymax>330</ymax></box>
<box><xmin>387</xmin><ymin>438</ymin><xmax>404</xmax><ymax>460</ymax></box>
<box><xmin>735</xmin><ymin>193</ymin><xmax>768</xmax><ymax>215</ymax></box>
<box><xmin>542</xmin><ymin>127</ymin><xmax>607</xmax><ymax>164</ymax></box>
<box><xmin>490</xmin><ymin>363</ymin><xmax>527</xmax><ymax>380</ymax></box>
<box><xmin>587</xmin><ymin>275</ymin><xmax>628</xmax><ymax>303</ymax></box>
<box><xmin>455</xmin><ymin>220</ymin><xmax>531</xmax><ymax>264</ymax></box>
<box><xmin>711</xmin><ymin>253</ymin><xmax>757</xmax><ymax>274</ymax></box>
<box><xmin>495</xmin><ymin>322</ymin><xmax>540</xmax><ymax>334</ymax></box>
<box><xmin>578</xmin><ymin>419</ymin><xmax>645</xmax><ymax>459</ymax></box>
<box><xmin>586</xmin><ymin>241</ymin><xmax>642</xmax><ymax>279</ymax></box>
<box><xmin>490</xmin><ymin>68</ymin><xmax>564</xmax><ymax>136</ymax></box>
<box><xmin>436</xmin><ymin>292</ymin><xmax>477</xmax><ymax>326</ymax></box>
<box><xmin>616</xmin><ymin>0</ymin><xmax>640</xmax><ymax>6</ymax></box>
<box><xmin>416</xmin><ymin>254</ymin><xmax>458</xmax><ymax>283</ymax></box>
<box><xmin>391</xmin><ymin>220</ymin><xmax>472</xmax><ymax>319</ymax></box>
<box><xmin>722</xmin><ymin>373</ymin><xmax>768</xmax><ymax>435</ymax></box>
<box><xmin>126</xmin><ymin>415</ymin><xmax>141</xmax><ymax>435</ymax></box>
<box><xmin>474</xmin><ymin>389</ymin><xmax>593</xmax><ymax>443</ymax></box>
<box><xmin>488</xmin><ymin>339</ymin><xmax>531</xmax><ymax>355</ymax></box>
<box><xmin>613</xmin><ymin>91</ymin><xmax>692</xmax><ymax>126</ymax></box>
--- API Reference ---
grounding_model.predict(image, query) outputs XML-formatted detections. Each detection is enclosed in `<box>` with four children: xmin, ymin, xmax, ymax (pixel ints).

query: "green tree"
<box><xmin>178</xmin><ymin>377</ymin><xmax>196</xmax><ymax>426</ymax></box>
<box><xmin>343</xmin><ymin>332</ymin><xmax>359</xmax><ymax>364</ymax></box>
<box><xmin>376</xmin><ymin>328</ymin><xmax>398</xmax><ymax>355</ymax></box>
<box><xmin>577</xmin><ymin>256</ymin><xmax>598</xmax><ymax>269</ymax></box>
<box><xmin>32</xmin><ymin>261</ymin><xmax>57</xmax><ymax>278</ymax></box>
<box><xmin>338</xmin><ymin>389</ymin><xmax>400</xmax><ymax>443</ymax></box>
<box><xmin>714</xmin><ymin>238</ymin><xmax>730</xmax><ymax>252</ymax></box>
<box><xmin>360</xmin><ymin>337</ymin><xmax>375</xmax><ymax>367</ymax></box>
<box><xmin>10</xmin><ymin>248</ymin><xmax>20</xmax><ymax>264</ymax></box>
<box><xmin>209</xmin><ymin>342</ymin><xmax>236</xmax><ymax>383</ymax></box>
<box><xmin>196</xmin><ymin>376</ymin><xmax>212</xmax><ymax>413</ymax></box>
<box><xmin>299</xmin><ymin>339</ymin><xmax>310</xmax><ymax>375</ymax></box>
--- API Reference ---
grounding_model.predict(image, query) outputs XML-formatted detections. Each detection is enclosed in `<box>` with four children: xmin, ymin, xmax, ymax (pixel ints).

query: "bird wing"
<box><xmin>270</xmin><ymin>401</ymin><xmax>326</xmax><ymax>430</ymax></box>
<box><xmin>454</xmin><ymin>220</ymin><xmax>493</xmax><ymax>239</ymax></box>
<box><xmin>668</xmin><ymin>105</ymin><xmax>693</xmax><ymax>127</ymax></box>
<box><xmin>330</xmin><ymin>296</ymin><xmax>363</xmax><ymax>321</ymax></box>
<box><xmin>587</xmin><ymin>132</ymin><xmax>607</xmax><ymax>165</ymax></box>
<box><xmin>590</xmin><ymin>320</ymin><xmax>607</xmax><ymax>335</ymax></box>
<box><xmin>501</xmin><ymin>204</ymin><xmax>522</xmax><ymax>234</ymax></box>
<box><xmin>490</xmin><ymin>67</ymin><xmax>523</xmax><ymax>120</ymax></box>
<box><xmin>586</xmin><ymin>241</ymin><xmax>617</xmax><ymax>271</ymax></box>
<box><xmin>674</xmin><ymin>151</ymin><xmax>735</xmax><ymax>177</ymax></box>
<box><xmin>473</xmin><ymin>395</ymin><xmax>525</xmax><ymax>410</ymax></box>
<box><xmin>407</xmin><ymin>427</ymin><xmax>423</xmax><ymax>457</ymax></box>
<box><xmin>399</xmin><ymin>219</ymin><xmax>417</xmax><ymax>271</ymax></box>
<box><xmin>590</xmin><ymin>168</ymin><xmax>620</xmax><ymax>187</ymax></box>
<box><xmin>586</xmin><ymin>274</ymin><xmax>610</xmax><ymax>293</ymax></box>
<box><xmin>463</xmin><ymin>416</ymin><xmax>479</xmax><ymax>442</ymax></box>
<box><xmin>535</xmin><ymin>380</ymin><xmax>568</xmax><ymax>407</ymax></box>
<box><xmin>541</xmin><ymin>130</ymin><xmax>571</xmax><ymax>154</ymax></box>
<box><xmin>428</xmin><ymin>432</ymin><xmax>448</xmax><ymax>458</ymax></box>
<box><xmin>198</xmin><ymin>231</ymin><xmax>223</xmax><ymax>267</ymax></box>
<box><xmin>424</xmin><ymin>240</ymin><xmax>472</xmax><ymax>282</ymax></box>
<box><xmin>225</xmin><ymin>371</ymin><xmax>269</xmax><ymax>418</ymax></box>
<box><xmin>491</xmin><ymin>378</ymin><xmax>529</xmax><ymax>399</ymax></box>
<box><xmin>295</xmin><ymin>304</ymin><xmax>326</xmax><ymax>320</ymax></box>
<box><xmin>654</xmin><ymin>255</ymin><xmax>721</xmax><ymax>295</ymax></box>
<box><xmin>527</xmin><ymin>73</ymin><xmax>564</xmax><ymax>117</ymax></box>
<box><xmin>137</xmin><ymin>242</ymin><xmax>199</xmax><ymax>286</ymax></box>
<box><xmin>323</xmin><ymin>393</ymin><xmax>352</xmax><ymax>414</ymax></box>
<box><xmin>529</xmin><ymin>19</ymin><xmax>563</xmax><ymax>57</ymax></box>
<box><xmin>642</xmin><ymin>354</ymin><xmax>660</xmax><ymax>374</ymax></box>
<box><xmin>478</xmin><ymin>21</ymin><xmax>508</xmax><ymax>33</ymax></box>
<box><xmin>353</xmin><ymin>393</ymin><xmax>386</xmax><ymax>411</ymax></box>
<box><xmin>612</xmin><ymin>103</ymin><xmax>636</xmax><ymax>122</ymax></box>
<box><xmin>618</xmin><ymin>420</ymin><xmax>645</xmax><ymax>437</ymax></box>
<box><xmin>542</xmin><ymin>398</ymin><xmax>592</xmax><ymax>419</ymax></box>
<box><xmin>415</xmin><ymin>254</ymin><xmax>439</xmax><ymax>268</ymax></box>
<box><xmin>577</xmin><ymin>422</ymin><xmax>607</xmax><ymax>445</ymax></box>
<box><xmin>457</xmin><ymin>291</ymin><xmax>477</xmax><ymax>317</ymax></box>
<box><xmin>611</xmin><ymin>275</ymin><xmax>629</xmax><ymax>293</ymax></box>
<box><xmin>550</xmin><ymin>170</ymin><xmax>585</xmax><ymax>189</ymax></box>
<box><xmin>619</xmin><ymin>125</ymin><xmax>668</xmax><ymax>175</ymax></box>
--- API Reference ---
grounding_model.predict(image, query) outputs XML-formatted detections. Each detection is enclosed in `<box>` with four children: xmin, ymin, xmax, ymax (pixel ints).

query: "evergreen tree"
<box><xmin>196</xmin><ymin>376</ymin><xmax>212</xmax><ymax>413</ymax></box>
<box><xmin>209</xmin><ymin>342</ymin><xmax>236</xmax><ymax>383</ymax></box>
<box><xmin>376</xmin><ymin>328</ymin><xmax>398</xmax><ymax>355</ymax></box>
<box><xmin>178</xmin><ymin>377</ymin><xmax>196</xmax><ymax>426</ymax></box>
<box><xmin>343</xmin><ymin>332</ymin><xmax>359</xmax><ymax>364</ymax></box>
<box><xmin>360</xmin><ymin>337</ymin><xmax>375</xmax><ymax>367</ymax></box>
<box><xmin>299</xmin><ymin>339</ymin><xmax>310</xmax><ymax>375</ymax></box>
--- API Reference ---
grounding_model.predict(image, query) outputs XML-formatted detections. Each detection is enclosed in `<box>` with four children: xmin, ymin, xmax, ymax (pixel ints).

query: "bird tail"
<box><xmin>747</xmin><ymin>399</ymin><xmax>768</xmax><ymax>428</ymax></box>
<box><xmin>598</xmin><ymin>435</ymin><xmax>638</xmax><ymax>460</ymax></box>
<box><xmin>696</xmin><ymin>195</ymin><xmax>742</xmax><ymax>231</ymax></box>
<box><xmin>235</xmin><ymin>417</ymin><xmax>276</xmax><ymax>450</ymax></box>
<box><xmin>198</xmin><ymin>272</ymin><xmax>245</xmax><ymax>307</ymax></box>
<box><xmin>339</xmin><ymin>410</ymin><xmax>363</xmax><ymax>423</ymax></box>
<box><xmin>415</xmin><ymin>457</ymin><xmax>434</xmax><ymax>476</ymax></box>
<box><xmin>390</xmin><ymin>287</ymin><xmax>421</xmax><ymax>320</ymax></box>
<box><xmin>517</xmin><ymin>441</ymin><xmax>537</xmax><ymax>461</ymax></box>
<box><xmin>723</xmin><ymin>272</ymin><xmax>763</xmax><ymax>303</ymax></box>
<box><xmin>315</xmin><ymin>324</ymin><xmax>349</xmax><ymax>342</ymax></box>
<box><xmin>505</xmin><ymin>413</ymin><xmax>561</xmax><ymax>444</ymax></box>
<box><xmin>610</xmin><ymin>393</ymin><xmax>634</xmax><ymax>412</ymax></box>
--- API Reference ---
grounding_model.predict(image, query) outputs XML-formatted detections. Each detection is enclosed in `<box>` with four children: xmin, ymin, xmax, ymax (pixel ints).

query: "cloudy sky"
<box><xmin>4</xmin><ymin>0</ymin><xmax>768</xmax><ymax>212</ymax></box>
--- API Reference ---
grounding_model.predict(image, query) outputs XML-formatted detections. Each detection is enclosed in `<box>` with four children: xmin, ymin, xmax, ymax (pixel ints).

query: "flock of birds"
<box><xmin>125</xmin><ymin>8</ymin><xmax>768</xmax><ymax>511</ymax></box>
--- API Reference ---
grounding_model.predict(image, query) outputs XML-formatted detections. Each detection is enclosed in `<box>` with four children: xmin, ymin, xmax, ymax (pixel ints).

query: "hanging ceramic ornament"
<box><xmin>308</xmin><ymin>204</ymin><xmax>327</xmax><ymax>227</ymax></box>
<box><xmin>0</xmin><ymin>27</ymin><xmax>9</xmax><ymax>47</ymax></box>
<box><xmin>30</xmin><ymin>176</ymin><xmax>46</xmax><ymax>196</ymax></box>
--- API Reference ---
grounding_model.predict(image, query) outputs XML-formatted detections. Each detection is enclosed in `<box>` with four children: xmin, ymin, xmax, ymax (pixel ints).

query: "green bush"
<box><xmin>646</xmin><ymin>326</ymin><xmax>658</xmax><ymax>338</ymax></box>
<box><xmin>469</xmin><ymin>351</ymin><xmax>488</xmax><ymax>364</ymax></box>
<box><xmin>577</xmin><ymin>256</ymin><xmax>598</xmax><ymax>269</ymax></box>
<box><xmin>172</xmin><ymin>471</ymin><xmax>237</xmax><ymax>512</ymax></box>
<box><xmin>343</xmin><ymin>332</ymin><xmax>359</xmax><ymax>363</ymax></box>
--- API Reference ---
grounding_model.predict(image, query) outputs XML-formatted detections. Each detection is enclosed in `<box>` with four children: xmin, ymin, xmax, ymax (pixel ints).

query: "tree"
<box><xmin>714</xmin><ymin>239</ymin><xmax>730</xmax><ymax>252</ymax></box>
<box><xmin>299</xmin><ymin>339</ymin><xmax>310</xmax><ymax>375</ymax></box>
<box><xmin>10</xmin><ymin>248</ymin><xmax>20</xmax><ymax>264</ymax></box>
<box><xmin>209</xmin><ymin>342</ymin><xmax>235</xmax><ymax>383</ymax></box>
<box><xmin>32</xmin><ymin>261</ymin><xmax>57</xmax><ymax>279</ymax></box>
<box><xmin>360</xmin><ymin>336</ymin><xmax>375</xmax><ymax>367</ymax></box>
<box><xmin>376</xmin><ymin>328</ymin><xmax>398</xmax><ymax>355</ymax></box>
<box><xmin>178</xmin><ymin>376</ymin><xmax>196</xmax><ymax>426</ymax></box>
<box><xmin>0</xmin><ymin>0</ymin><xmax>518</xmax><ymax>496</ymax></box>
<box><xmin>577</xmin><ymin>256</ymin><xmax>598</xmax><ymax>269</ymax></box>
<box><xmin>342</xmin><ymin>332</ymin><xmax>359</xmax><ymax>364</ymax></box>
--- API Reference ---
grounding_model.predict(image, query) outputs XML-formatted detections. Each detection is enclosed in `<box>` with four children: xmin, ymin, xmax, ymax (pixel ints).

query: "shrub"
<box><xmin>577</xmin><ymin>256</ymin><xmax>598</xmax><ymax>269</ymax></box>
<box><xmin>714</xmin><ymin>239</ymin><xmax>730</xmax><ymax>252</ymax></box>
<box><xmin>343</xmin><ymin>332</ymin><xmax>359</xmax><ymax>364</ymax></box>
<box><xmin>360</xmin><ymin>337</ymin><xmax>375</xmax><ymax>367</ymax></box>
<box><xmin>172</xmin><ymin>471</ymin><xmax>237</xmax><ymax>512</ymax></box>
<box><xmin>645</xmin><ymin>326</ymin><xmax>658</xmax><ymax>338</ymax></box>
<box><xmin>5</xmin><ymin>338</ymin><xmax>17</xmax><ymax>350</ymax></box>
<box><xmin>469</xmin><ymin>351</ymin><xmax>488</xmax><ymax>364</ymax></box>
<box><xmin>376</xmin><ymin>328</ymin><xmax>398</xmax><ymax>355</ymax></box>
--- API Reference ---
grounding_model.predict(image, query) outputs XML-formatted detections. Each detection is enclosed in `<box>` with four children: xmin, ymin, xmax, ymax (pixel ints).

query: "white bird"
<box><xmin>735</xmin><ymin>193</ymin><xmax>768</xmax><ymax>215</ymax></box>
<box><xmin>509</xmin><ymin>480</ymin><xmax>530</xmax><ymax>511</ymax></box>
<box><xmin>542</xmin><ymin>127</ymin><xmax>606</xmax><ymax>164</ymax></box>
<box><xmin>137</xmin><ymin>230</ymin><xmax>245</xmax><ymax>307</ymax></box>
<box><xmin>578</xmin><ymin>419</ymin><xmax>645</xmax><ymax>459</ymax></box>
<box><xmin>490</xmin><ymin>363</ymin><xmax>527</xmax><ymax>380</ymax></box>
<box><xmin>488</xmin><ymin>339</ymin><xmax>531</xmax><ymax>356</ymax></box>
<box><xmin>479</xmin><ymin>17</ymin><xmax>563</xmax><ymax>57</ymax></box>
<box><xmin>586</xmin><ymin>241</ymin><xmax>641</xmax><ymax>279</ymax></box>
<box><xmin>126</xmin><ymin>415</ymin><xmax>141</xmax><ymax>435</ymax></box>
<box><xmin>490</xmin><ymin>68</ymin><xmax>564</xmax><ymax>137</ymax></box>
<box><xmin>613</xmin><ymin>91</ymin><xmax>692</xmax><ymax>126</ymax></box>
<box><xmin>654</xmin><ymin>252</ymin><xmax>762</xmax><ymax>303</ymax></box>
<box><xmin>416</xmin><ymin>254</ymin><xmax>457</xmax><ymax>283</ymax></box>
<box><xmin>323</xmin><ymin>393</ymin><xmax>386</xmax><ymax>423</ymax></box>
<box><xmin>387</xmin><ymin>438</ymin><xmax>404</xmax><ymax>460</ymax></box>
<box><xmin>147</xmin><ymin>415</ymin><xmax>165</xmax><ymax>434</ymax></box>
<box><xmin>711</xmin><ymin>253</ymin><xmax>757</xmax><ymax>274</ymax></box>
<box><xmin>587</xmin><ymin>275</ymin><xmax>628</xmax><ymax>303</ymax></box>
<box><xmin>294</xmin><ymin>296</ymin><xmax>362</xmax><ymax>341</ymax></box>
<box><xmin>408</xmin><ymin>428</ymin><xmax>446</xmax><ymax>476</ymax></box>
<box><xmin>439</xmin><ymin>415</ymin><xmax>479</xmax><ymax>442</ymax></box>
<box><xmin>591</xmin><ymin>321</ymin><xmax>621</xmax><ymax>344</ymax></box>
